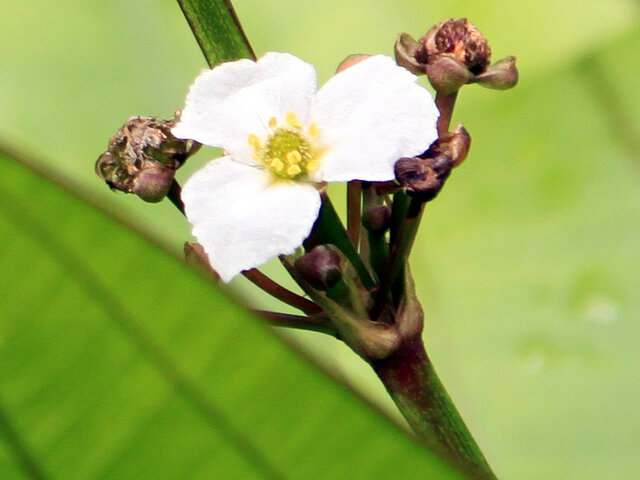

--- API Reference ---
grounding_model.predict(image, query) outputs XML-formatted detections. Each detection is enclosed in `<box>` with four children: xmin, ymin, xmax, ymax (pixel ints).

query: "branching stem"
<box><xmin>371</xmin><ymin>337</ymin><xmax>497</xmax><ymax>480</ymax></box>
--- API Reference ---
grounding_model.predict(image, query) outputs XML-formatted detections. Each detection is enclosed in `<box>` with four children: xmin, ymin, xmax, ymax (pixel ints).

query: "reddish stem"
<box><xmin>435</xmin><ymin>91</ymin><xmax>458</xmax><ymax>136</ymax></box>
<box><xmin>253</xmin><ymin>310</ymin><xmax>336</xmax><ymax>336</ymax></box>
<box><xmin>242</xmin><ymin>269</ymin><xmax>322</xmax><ymax>315</ymax></box>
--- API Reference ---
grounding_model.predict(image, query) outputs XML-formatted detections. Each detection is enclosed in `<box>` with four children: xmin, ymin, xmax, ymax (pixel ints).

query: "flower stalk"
<box><xmin>371</xmin><ymin>338</ymin><xmax>497</xmax><ymax>480</ymax></box>
<box><xmin>361</xmin><ymin>183</ymin><xmax>390</xmax><ymax>281</ymax></box>
<box><xmin>369</xmin><ymin>270</ymin><xmax>497</xmax><ymax>479</ymax></box>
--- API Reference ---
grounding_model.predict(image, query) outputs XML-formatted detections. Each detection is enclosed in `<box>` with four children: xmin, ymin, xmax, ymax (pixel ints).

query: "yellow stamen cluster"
<box><xmin>248</xmin><ymin>112</ymin><xmax>320</xmax><ymax>180</ymax></box>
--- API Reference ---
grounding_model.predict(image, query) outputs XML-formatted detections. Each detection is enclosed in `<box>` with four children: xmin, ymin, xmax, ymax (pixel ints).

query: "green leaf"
<box><xmin>177</xmin><ymin>0</ymin><xmax>255</xmax><ymax>66</ymax></box>
<box><xmin>0</xmin><ymin>149</ymin><xmax>469</xmax><ymax>478</ymax></box>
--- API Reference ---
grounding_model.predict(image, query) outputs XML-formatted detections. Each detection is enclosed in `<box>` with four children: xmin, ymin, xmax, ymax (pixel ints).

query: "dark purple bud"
<box><xmin>294</xmin><ymin>245</ymin><xmax>343</xmax><ymax>291</ymax></box>
<box><xmin>362</xmin><ymin>205</ymin><xmax>391</xmax><ymax>235</ymax></box>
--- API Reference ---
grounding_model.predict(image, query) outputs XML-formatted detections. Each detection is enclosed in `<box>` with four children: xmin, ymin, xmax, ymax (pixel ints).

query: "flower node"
<box><xmin>249</xmin><ymin>112</ymin><xmax>320</xmax><ymax>180</ymax></box>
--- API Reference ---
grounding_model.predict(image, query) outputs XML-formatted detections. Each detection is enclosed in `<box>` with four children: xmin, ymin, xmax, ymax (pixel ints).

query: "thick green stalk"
<box><xmin>370</xmin><ymin>338</ymin><xmax>496</xmax><ymax>480</ymax></box>
<box><xmin>177</xmin><ymin>0</ymin><xmax>255</xmax><ymax>66</ymax></box>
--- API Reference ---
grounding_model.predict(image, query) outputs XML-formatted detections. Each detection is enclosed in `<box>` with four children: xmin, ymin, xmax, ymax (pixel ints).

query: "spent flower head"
<box><xmin>172</xmin><ymin>52</ymin><xmax>439</xmax><ymax>282</ymax></box>
<box><xmin>396</xmin><ymin>18</ymin><xmax>518</xmax><ymax>93</ymax></box>
<box><xmin>96</xmin><ymin>116</ymin><xmax>199</xmax><ymax>203</ymax></box>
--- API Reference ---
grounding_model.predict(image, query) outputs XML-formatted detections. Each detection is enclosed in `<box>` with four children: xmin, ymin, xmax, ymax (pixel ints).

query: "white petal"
<box><xmin>173</xmin><ymin>52</ymin><xmax>317</xmax><ymax>164</ymax></box>
<box><xmin>182</xmin><ymin>156</ymin><xmax>322</xmax><ymax>283</ymax></box>
<box><xmin>310</xmin><ymin>55</ymin><xmax>439</xmax><ymax>182</ymax></box>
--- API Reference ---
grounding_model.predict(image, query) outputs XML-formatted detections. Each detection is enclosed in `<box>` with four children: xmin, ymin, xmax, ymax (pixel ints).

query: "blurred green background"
<box><xmin>1</xmin><ymin>0</ymin><xmax>639</xmax><ymax>479</ymax></box>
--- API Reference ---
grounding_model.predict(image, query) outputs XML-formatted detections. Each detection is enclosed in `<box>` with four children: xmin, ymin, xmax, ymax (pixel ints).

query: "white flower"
<box><xmin>172</xmin><ymin>52</ymin><xmax>439</xmax><ymax>282</ymax></box>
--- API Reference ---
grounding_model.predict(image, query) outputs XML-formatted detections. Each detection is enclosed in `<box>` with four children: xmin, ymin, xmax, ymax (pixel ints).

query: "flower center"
<box><xmin>248</xmin><ymin>112</ymin><xmax>320</xmax><ymax>180</ymax></box>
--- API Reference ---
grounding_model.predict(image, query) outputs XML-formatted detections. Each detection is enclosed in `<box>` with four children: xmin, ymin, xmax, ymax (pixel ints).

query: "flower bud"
<box><xmin>95</xmin><ymin>116</ymin><xmax>200</xmax><ymax>203</ymax></box>
<box><xmin>294</xmin><ymin>245</ymin><xmax>343</xmax><ymax>291</ymax></box>
<box><xmin>362</xmin><ymin>205</ymin><xmax>391</xmax><ymax>235</ymax></box>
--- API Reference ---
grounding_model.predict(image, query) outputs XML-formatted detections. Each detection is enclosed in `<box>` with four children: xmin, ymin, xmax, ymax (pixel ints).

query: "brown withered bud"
<box><xmin>395</xmin><ymin>124</ymin><xmax>471</xmax><ymax>202</ymax></box>
<box><xmin>294</xmin><ymin>245</ymin><xmax>343</xmax><ymax>291</ymax></box>
<box><xmin>95</xmin><ymin>116</ymin><xmax>200</xmax><ymax>203</ymax></box>
<box><xmin>417</xmin><ymin>18</ymin><xmax>491</xmax><ymax>74</ymax></box>
<box><xmin>434</xmin><ymin>124</ymin><xmax>471</xmax><ymax>168</ymax></box>
<box><xmin>395</xmin><ymin>157</ymin><xmax>442</xmax><ymax>202</ymax></box>
<box><xmin>396</xmin><ymin>18</ymin><xmax>518</xmax><ymax>93</ymax></box>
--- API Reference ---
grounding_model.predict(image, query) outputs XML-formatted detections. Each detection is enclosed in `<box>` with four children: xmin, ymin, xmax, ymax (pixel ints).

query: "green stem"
<box><xmin>389</xmin><ymin>190</ymin><xmax>410</xmax><ymax>246</ymax></box>
<box><xmin>370</xmin><ymin>338</ymin><xmax>497</xmax><ymax>480</ymax></box>
<box><xmin>361</xmin><ymin>184</ymin><xmax>388</xmax><ymax>281</ymax></box>
<box><xmin>177</xmin><ymin>0</ymin><xmax>255</xmax><ymax>67</ymax></box>
<box><xmin>346</xmin><ymin>181</ymin><xmax>362</xmax><ymax>247</ymax></box>
<box><xmin>372</xmin><ymin>196</ymin><xmax>423</xmax><ymax>317</ymax></box>
<box><xmin>367</xmin><ymin>229</ymin><xmax>388</xmax><ymax>283</ymax></box>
